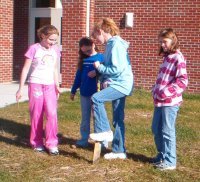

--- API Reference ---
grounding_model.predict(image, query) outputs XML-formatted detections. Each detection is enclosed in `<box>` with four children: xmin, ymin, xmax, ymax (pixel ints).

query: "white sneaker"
<box><xmin>89</xmin><ymin>131</ymin><xmax>113</xmax><ymax>142</ymax></box>
<box><xmin>48</xmin><ymin>147</ymin><xmax>59</xmax><ymax>155</ymax></box>
<box><xmin>104</xmin><ymin>152</ymin><xmax>127</xmax><ymax>160</ymax></box>
<box><xmin>34</xmin><ymin>146</ymin><xmax>45</xmax><ymax>152</ymax></box>
<box><xmin>155</xmin><ymin>162</ymin><xmax>176</xmax><ymax>171</ymax></box>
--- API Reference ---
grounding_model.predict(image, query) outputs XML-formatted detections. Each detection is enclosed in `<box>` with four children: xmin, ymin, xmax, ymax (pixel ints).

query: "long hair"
<box><xmin>37</xmin><ymin>25</ymin><xmax>59</xmax><ymax>41</ymax></box>
<box><xmin>158</xmin><ymin>28</ymin><xmax>179</xmax><ymax>56</ymax></box>
<box><xmin>78</xmin><ymin>37</ymin><xmax>98</xmax><ymax>70</ymax></box>
<box><xmin>92</xmin><ymin>18</ymin><xmax>120</xmax><ymax>37</ymax></box>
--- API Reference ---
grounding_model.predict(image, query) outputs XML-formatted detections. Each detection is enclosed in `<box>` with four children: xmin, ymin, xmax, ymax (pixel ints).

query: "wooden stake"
<box><xmin>92</xmin><ymin>142</ymin><xmax>102</xmax><ymax>163</ymax></box>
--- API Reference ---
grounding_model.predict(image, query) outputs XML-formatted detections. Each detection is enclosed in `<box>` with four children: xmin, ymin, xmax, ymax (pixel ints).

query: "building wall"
<box><xmin>62</xmin><ymin>1</ymin><xmax>88</xmax><ymax>87</ymax></box>
<box><xmin>2</xmin><ymin>1</ymin><xmax>199</xmax><ymax>93</ymax></box>
<box><xmin>62</xmin><ymin>0</ymin><xmax>200</xmax><ymax>93</ymax></box>
<box><xmin>13</xmin><ymin>0</ymin><xmax>29</xmax><ymax>81</ymax></box>
<box><xmin>92</xmin><ymin>0</ymin><xmax>200</xmax><ymax>93</ymax></box>
<box><xmin>0</xmin><ymin>0</ymin><xmax>13</xmax><ymax>82</ymax></box>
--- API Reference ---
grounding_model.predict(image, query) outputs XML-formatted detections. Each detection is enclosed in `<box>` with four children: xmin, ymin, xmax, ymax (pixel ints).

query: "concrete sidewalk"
<box><xmin>0</xmin><ymin>82</ymin><xmax>28</xmax><ymax>108</ymax></box>
<box><xmin>0</xmin><ymin>82</ymin><xmax>68</xmax><ymax>108</ymax></box>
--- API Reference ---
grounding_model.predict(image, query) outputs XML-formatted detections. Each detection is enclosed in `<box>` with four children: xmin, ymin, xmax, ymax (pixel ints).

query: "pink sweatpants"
<box><xmin>28</xmin><ymin>83</ymin><xmax>58</xmax><ymax>149</ymax></box>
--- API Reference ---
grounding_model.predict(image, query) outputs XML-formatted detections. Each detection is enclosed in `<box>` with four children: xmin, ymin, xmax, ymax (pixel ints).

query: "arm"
<box><xmin>53</xmin><ymin>45</ymin><xmax>62</xmax><ymax>95</ymax></box>
<box><xmin>54</xmin><ymin>61</ymin><xmax>61</xmax><ymax>96</ymax></box>
<box><xmin>157</xmin><ymin>58</ymin><xmax>188</xmax><ymax>100</ymax></box>
<box><xmin>90</xmin><ymin>53</ymin><xmax>104</xmax><ymax>78</ymax></box>
<box><xmin>70</xmin><ymin>69</ymin><xmax>82</xmax><ymax>100</ymax></box>
<box><xmin>16</xmin><ymin>58</ymin><xmax>32</xmax><ymax>101</ymax></box>
<box><xmin>95</xmin><ymin>43</ymin><xmax>128</xmax><ymax>76</ymax></box>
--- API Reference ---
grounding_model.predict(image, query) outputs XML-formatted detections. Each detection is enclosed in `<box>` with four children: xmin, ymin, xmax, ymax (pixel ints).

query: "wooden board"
<box><xmin>92</xmin><ymin>142</ymin><xmax>102</xmax><ymax>163</ymax></box>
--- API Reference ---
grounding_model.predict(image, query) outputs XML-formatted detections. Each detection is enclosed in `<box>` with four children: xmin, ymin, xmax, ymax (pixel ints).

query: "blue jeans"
<box><xmin>92</xmin><ymin>87</ymin><xmax>126</xmax><ymax>153</ymax></box>
<box><xmin>152</xmin><ymin>106</ymin><xmax>179</xmax><ymax>166</ymax></box>
<box><xmin>78</xmin><ymin>96</ymin><xmax>108</xmax><ymax>148</ymax></box>
<box><xmin>78</xmin><ymin>96</ymin><xmax>92</xmax><ymax>145</ymax></box>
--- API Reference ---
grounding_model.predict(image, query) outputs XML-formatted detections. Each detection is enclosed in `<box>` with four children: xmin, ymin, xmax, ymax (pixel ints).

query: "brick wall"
<box><xmin>93</xmin><ymin>0</ymin><xmax>200</xmax><ymax>93</ymax></box>
<box><xmin>13</xmin><ymin>0</ymin><xmax>29</xmax><ymax>81</ymax></box>
<box><xmin>62</xmin><ymin>0</ymin><xmax>200</xmax><ymax>93</ymax></box>
<box><xmin>6</xmin><ymin>1</ymin><xmax>199</xmax><ymax>93</ymax></box>
<box><xmin>62</xmin><ymin>1</ymin><xmax>88</xmax><ymax>88</ymax></box>
<box><xmin>0</xmin><ymin>0</ymin><xmax>13</xmax><ymax>82</ymax></box>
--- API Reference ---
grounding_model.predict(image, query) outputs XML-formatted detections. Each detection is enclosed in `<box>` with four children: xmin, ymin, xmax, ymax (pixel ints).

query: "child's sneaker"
<box><xmin>48</xmin><ymin>147</ymin><xmax>59</xmax><ymax>155</ymax></box>
<box><xmin>151</xmin><ymin>159</ymin><xmax>163</xmax><ymax>166</ymax></box>
<box><xmin>89</xmin><ymin>130</ymin><xmax>113</xmax><ymax>142</ymax></box>
<box><xmin>155</xmin><ymin>162</ymin><xmax>176</xmax><ymax>171</ymax></box>
<box><xmin>104</xmin><ymin>152</ymin><xmax>127</xmax><ymax>160</ymax></box>
<box><xmin>151</xmin><ymin>154</ymin><xmax>163</xmax><ymax>165</ymax></box>
<box><xmin>71</xmin><ymin>140</ymin><xmax>89</xmax><ymax>149</ymax></box>
<box><xmin>34</xmin><ymin>146</ymin><xmax>45</xmax><ymax>153</ymax></box>
<box><xmin>101</xmin><ymin>140</ymin><xmax>109</xmax><ymax>152</ymax></box>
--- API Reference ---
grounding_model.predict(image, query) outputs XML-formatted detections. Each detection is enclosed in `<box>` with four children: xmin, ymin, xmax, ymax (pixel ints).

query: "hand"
<box><xmin>16</xmin><ymin>90</ymin><xmax>22</xmax><ymax>102</ymax></box>
<box><xmin>70</xmin><ymin>94</ymin><xmax>75</xmax><ymax>101</ymax></box>
<box><xmin>93</xmin><ymin>61</ymin><xmax>100</xmax><ymax>69</ymax></box>
<box><xmin>102</xmin><ymin>81</ymin><xmax>110</xmax><ymax>89</ymax></box>
<box><xmin>88</xmin><ymin>70</ymin><xmax>96</xmax><ymax>78</ymax></box>
<box><xmin>55</xmin><ymin>85</ymin><xmax>61</xmax><ymax>99</ymax></box>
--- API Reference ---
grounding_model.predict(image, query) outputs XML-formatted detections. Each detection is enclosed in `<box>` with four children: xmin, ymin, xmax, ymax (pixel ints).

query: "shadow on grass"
<box><xmin>0</xmin><ymin>118</ymin><xmax>30</xmax><ymax>148</ymax></box>
<box><xmin>59</xmin><ymin>133</ymin><xmax>152</xmax><ymax>163</ymax></box>
<box><xmin>58</xmin><ymin>133</ymin><xmax>94</xmax><ymax>151</ymax></box>
<box><xmin>127</xmin><ymin>152</ymin><xmax>152</xmax><ymax>163</ymax></box>
<box><xmin>58</xmin><ymin>133</ymin><xmax>95</xmax><ymax>163</ymax></box>
<box><xmin>58</xmin><ymin>133</ymin><xmax>78</xmax><ymax>146</ymax></box>
<box><xmin>58</xmin><ymin>133</ymin><xmax>153</xmax><ymax>163</ymax></box>
<box><xmin>0</xmin><ymin>118</ymin><xmax>94</xmax><ymax>162</ymax></box>
<box><xmin>0</xmin><ymin>118</ymin><xmax>152</xmax><ymax>164</ymax></box>
<box><xmin>59</xmin><ymin>149</ymin><xmax>92</xmax><ymax>163</ymax></box>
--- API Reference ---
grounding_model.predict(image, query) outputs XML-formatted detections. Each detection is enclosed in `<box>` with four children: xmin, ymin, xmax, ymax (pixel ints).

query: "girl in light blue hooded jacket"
<box><xmin>90</xmin><ymin>18</ymin><xmax>134</xmax><ymax>160</ymax></box>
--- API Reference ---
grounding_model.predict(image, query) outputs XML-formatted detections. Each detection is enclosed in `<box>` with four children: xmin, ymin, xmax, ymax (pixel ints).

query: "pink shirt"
<box><xmin>152</xmin><ymin>50</ymin><xmax>188</xmax><ymax>107</ymax></box>
<box><xmin>25</xmin><ymin>43</ymin><xmax>61</xmax><ymax>85</ymax></box>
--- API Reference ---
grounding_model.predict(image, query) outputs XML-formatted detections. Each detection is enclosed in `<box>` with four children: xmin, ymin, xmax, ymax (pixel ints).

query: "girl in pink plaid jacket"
<box><xmin>151</xmin><ymin>28</ymin><xmax>188</xmax><ymax>170</ymax></box>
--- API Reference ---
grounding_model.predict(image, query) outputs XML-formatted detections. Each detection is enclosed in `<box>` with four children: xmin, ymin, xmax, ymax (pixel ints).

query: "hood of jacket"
<box><xmin>107</xmin><ymin>35</ymin><xmax>130</xmax><ymax>50</ymax></box>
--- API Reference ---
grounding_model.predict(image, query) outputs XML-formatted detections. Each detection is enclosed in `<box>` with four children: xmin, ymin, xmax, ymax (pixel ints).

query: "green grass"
<box><xmin>0</xmin><ymin>90</ymin><xmax>200</xmax><ymax>182</ymax></box>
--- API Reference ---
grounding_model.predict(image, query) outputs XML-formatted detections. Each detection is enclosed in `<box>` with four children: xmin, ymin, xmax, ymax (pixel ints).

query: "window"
<box><xmin>35</xmin><ymin>18</ymin><xmax>51</xmax><ymax>42</ymax></box>
<box><xmin>33</xmin><ymin>0</ymin><xmax>55</xmax><ymax>8</ymax></box>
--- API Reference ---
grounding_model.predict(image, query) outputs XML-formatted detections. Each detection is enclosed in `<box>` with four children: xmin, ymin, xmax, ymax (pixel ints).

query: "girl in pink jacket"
<box><xmin>151</xmin><ymin>28</ymin><xmax>188</xmax><ymax>170</ymax></box>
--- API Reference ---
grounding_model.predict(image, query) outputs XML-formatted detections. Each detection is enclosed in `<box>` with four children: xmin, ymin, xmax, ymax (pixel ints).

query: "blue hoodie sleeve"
<box><xmin>71</xmin><ymin>69</ymin><xmax>82</xmax><ymax>94</ymax></box>
<box><xmin>95</xmin><ymin>53</ymin><xmax>104</xmax><ymax>71</ymax></box>
<box><xmin>97</xmin><ymin>41</ymin><xmax>128</xmax><ymax>76</ymax></box>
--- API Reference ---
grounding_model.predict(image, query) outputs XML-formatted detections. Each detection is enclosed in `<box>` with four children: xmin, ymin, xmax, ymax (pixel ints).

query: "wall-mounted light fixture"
<box><xmin>125</xmin><ymin>12</ymin><xmax>134</xmax><ymax>28</ymax></box>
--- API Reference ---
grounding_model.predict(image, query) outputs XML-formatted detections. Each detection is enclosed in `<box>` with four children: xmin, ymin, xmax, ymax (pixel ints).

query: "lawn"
<box><xmin>0</xmin><ymin>90</ymin><xmax>199</xmax><ymax>182</ymax></box>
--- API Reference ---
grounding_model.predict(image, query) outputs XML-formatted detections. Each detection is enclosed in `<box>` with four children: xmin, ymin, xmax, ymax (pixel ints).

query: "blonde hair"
<box><xmin>92</xmin><ymin>18</ymin><xmax>120</xmax><ymax>36</ymax></box>
<box><xmin>37</xmin><ymin>25</ymin><xmax>59</xmax><ymax>41</ymax></box>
